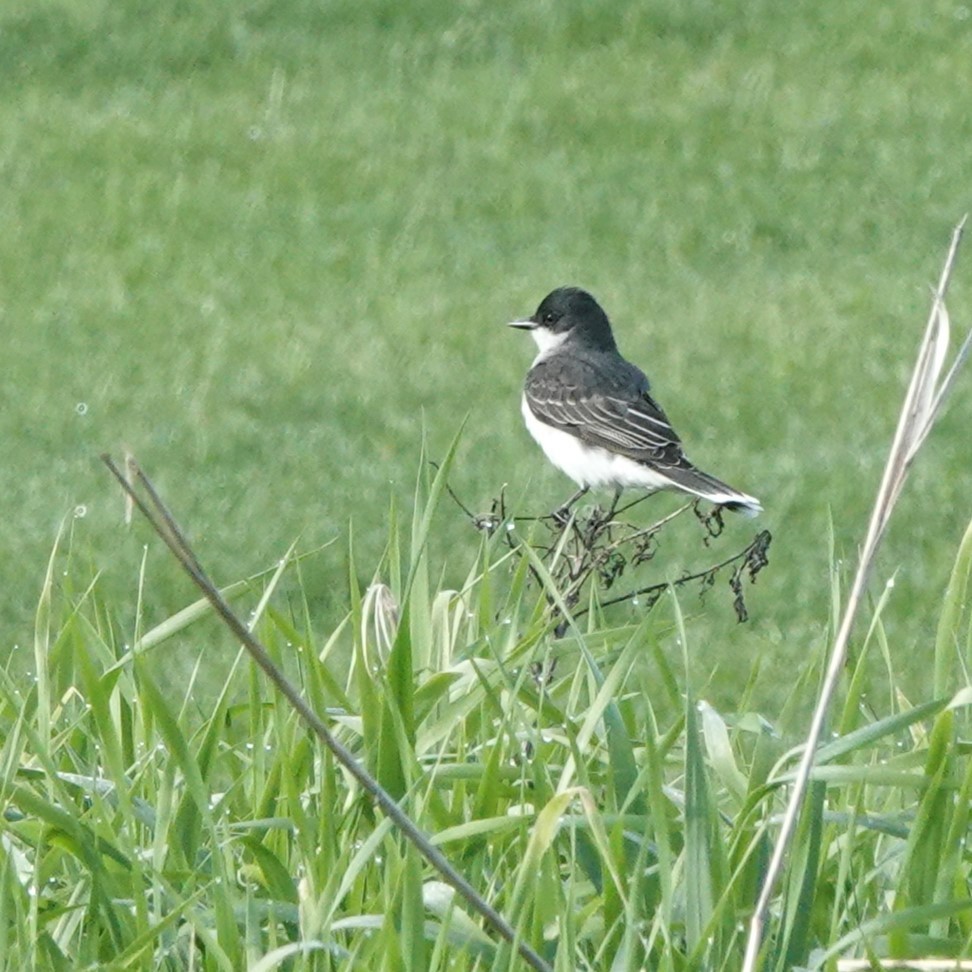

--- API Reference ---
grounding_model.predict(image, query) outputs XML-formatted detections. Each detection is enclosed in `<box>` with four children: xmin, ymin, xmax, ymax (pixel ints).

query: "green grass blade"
<box><xmin>935</xmin><ymin>515</ymin><xmax>972</xmax><ymax>696</ymax></box>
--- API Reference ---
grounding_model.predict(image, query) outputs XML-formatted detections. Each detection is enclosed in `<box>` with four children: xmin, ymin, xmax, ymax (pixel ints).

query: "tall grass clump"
<box><xmin>2</xmin><ymin>225</ymin><xmax>971</xmax><ymax>970</ymax></box>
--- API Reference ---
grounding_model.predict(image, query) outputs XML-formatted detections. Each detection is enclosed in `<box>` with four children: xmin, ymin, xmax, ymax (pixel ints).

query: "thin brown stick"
<box><xmin>101</xmin><ymin>455</ymin><xmax>553</xmax><ymax>972</ymax></box>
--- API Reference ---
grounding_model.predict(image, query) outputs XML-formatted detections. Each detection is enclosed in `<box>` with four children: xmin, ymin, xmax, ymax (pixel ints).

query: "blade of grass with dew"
<box><xmin>270</xmin><ymin>604</ymin><xmax>354</xmax><ymax>715</ymax></box>
<box><xmin>235</xmin><ymin>548</ymin><xmax>302</xmax><ymax>830</ymax></box>
<box><xmin>895</xmin><ymin>707</ymin><xmax>953</xmax><ymax>917</ymax></box>
<box><xmin>423</xmin><ymin>880</ymin><xmax>497</xmax><ymax>953</ymax></box>
<box><xmin>7</xmin><ymin>781</ymin><xmax>132</xmax><ymax>956</ymax></box>
<box><xmin>249</xmin><ymin>941</ymin><xmax>334</xmax><ymax>972</ymax></box>
<box><xmin>319</xmin><ymin>815</ymin><xmax>397</xmax><ymax>933</ymax></box>
<box><xmin>106</xmin><ymin>580</ymin><xmax>250</xmax><ymax>675</ymax></box>
<box><xmin>496</xmin><ymin>788</ymin><xmax>581</xmax><ymax>970</ymax></box>
<box><xmin>837</xmin><ymin>574</ymin><xmax>900</xmax><ymax>734</ymax></box>
<box><xmin>405</xmin><ymin>420</ymin><xmax>467</xmax><ymax>603</ymax></box>
<box><xmin>698</xmin><ymin>701</ymin><xmax>749</xmax><ymax>804</ymax></box>
<box><xmin>401</xmin><ymin>844</ymin><xmax>428</xmax><ymax>972</ymax></box>
<box><xmin>408</xmin><ymin>439</ymin><xmax>435</xmax><ymax>674</ymax></box>
<box><xmin>556</xmin><ymin>620</ymin><xmax>646</xmax><ymax>810</ymax></box>
<box><xmin>590</xmin><ymin>797</ymin><xmax>633</xmax><ymax>941</ymax></box>
<box><xmin>929</xmin><ymin>725</ymin><xmax>972</xmax><ymax>940</ymax></box>
<box><xmin>670</xmin><ymin>587</ymin><xmax>726</xmax><ymax>957</ymax></box>
<box><xmin>471</xmin><ymin>712</ymin><xmax>519</xmax><ymax>823</ymax></box>
<box><xmin>823</xmin><ymin>780</ymin><xmax>869</xmax><ymax>952</ymax></box>
<box><xmin>614</xmin><ymin>810</ymin><xmax>657</xmax><ymax>972</ymax></box>
<box><xmin>518</xmin><ymin>537</ymin><xmax>644</xmax><ymax>820</ymax></box>
<box><xmin>683</xmin><ymin>692</ymin><xmax>723</xmax><ymax>958</ymax></box>
<box><xmin>722</xmin><ymin>744</ymin><xmax>781</xmax><ymax>945</ymax></box>
<box><xmin>467</xmin><ymin>628</ymin><xmax>565</xmax><ymax>757</ymax></box>
<box><xmin>770</xmin><ymin>780</ymin><xmax>825</xmax><ymax>972</ymax></box>
<box><xmin>808</xmin><ymin>697</ymin><xmax>947</xmax><ymax>767</ymax></box>
<box><xmin>239</xmin><ymin>836</ymin><xmax>299</xmax><ymax>905</ymax></box>
<box><xmin>641</xmin><ymin>697</ymin><xmax>676</xmax><ymax>961</ymax></box>
<box><xmin>109</xmin><ymin>542</ymin><xmax>328</xmax><ymax>675</ymax></box>
<box><xmin>351</xmin><ymin>584</ymin><xmax>387</xmax><ymax>785</ymax></box>
<box><xmin>132</xmin><ymin>661</ymin><xmax>241</xmax><ymax>969</ymax></box>
<box><xmin>68</xmin><ymin>610</ymin><xmax>156</xmax><ymax>939</ymax></box>
<box><xmin>815</xmin><ymin>900</ymin><xmax>972</xmax><ymax>967</ymax></box>
<box><xmin>33</xmin><ymin>526</ymin><xmax>64</xmax><ymax>753</ymax></box>
<box><xmin>377</xmin><ymin>603</ymin><xmax>416</xmax><ymax>800</ymax></box>
<box><xmin>935</xmin><ymin>514</ymin><xmax>972</xmax><ymax>697</ymax></box>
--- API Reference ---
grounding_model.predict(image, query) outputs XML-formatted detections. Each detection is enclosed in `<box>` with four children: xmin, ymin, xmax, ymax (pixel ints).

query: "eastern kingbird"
<box><xmin>509</xmin><ymin>287</ymin><xmax>762</xmax><ymax>516</ymax></box>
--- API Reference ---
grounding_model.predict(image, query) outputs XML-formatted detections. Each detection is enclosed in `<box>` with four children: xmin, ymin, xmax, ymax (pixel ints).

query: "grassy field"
<box><xmin>3</xmin><ymin>0</ymin><xmax>971</xmax><ymax>700</ymax></box>
<box><xmin>2</xmin><ymin>1</ymin><xmax>972</xmax><ymax>965</ymax></box>
<box><xmin>5</xmin><ymin>449</ymin><xmax>972</xmax><ymax>969</ymax></box>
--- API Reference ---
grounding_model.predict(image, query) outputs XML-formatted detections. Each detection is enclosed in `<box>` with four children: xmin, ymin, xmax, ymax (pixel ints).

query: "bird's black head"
<box><xmin>510</xmin><ymin>287</ymin><xmax>617</xmax><ymax>352</ymax></box>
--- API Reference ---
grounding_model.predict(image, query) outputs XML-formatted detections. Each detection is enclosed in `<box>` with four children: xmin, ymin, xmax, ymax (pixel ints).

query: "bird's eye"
<box><xmin>542</xmin><ymin>312</ymin><xmax>557</xmax><ymax>325</ymax></box>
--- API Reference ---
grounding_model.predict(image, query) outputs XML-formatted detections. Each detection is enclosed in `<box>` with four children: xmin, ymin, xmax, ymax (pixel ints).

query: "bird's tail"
<box><xmin>662</xmin><ymin>465</ymin><xmax>763</xmax><ymax>517</ymax></box>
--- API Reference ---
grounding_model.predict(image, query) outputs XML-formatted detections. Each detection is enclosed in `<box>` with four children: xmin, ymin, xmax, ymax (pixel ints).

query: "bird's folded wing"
<box><xmin>525</xmin><ymin>380</ymin><xmax>686</xmax><ymax>467</ymax></box>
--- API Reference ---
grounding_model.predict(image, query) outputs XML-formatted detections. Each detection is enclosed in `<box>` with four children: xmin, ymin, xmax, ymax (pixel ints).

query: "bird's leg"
<box><xmin>584</xmin><ymin>485</ymin><xmax>624</xmax><ymax>536</ymax></box>
<box><xmin>552</xmin><ymin>487</ymin><xmax>588</xmax><ymax>526</ymax></box>
<box><xmin>605</xmin><ymin>485</ymin><xmax>623</xmax><ymax>521</ymax></box>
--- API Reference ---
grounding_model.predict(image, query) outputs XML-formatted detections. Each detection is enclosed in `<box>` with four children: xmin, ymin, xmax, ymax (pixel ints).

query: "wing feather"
<box><xmin>524</xmin><ymin>358</ymin><xmax>688</xmax><ymax>468</ymax></box>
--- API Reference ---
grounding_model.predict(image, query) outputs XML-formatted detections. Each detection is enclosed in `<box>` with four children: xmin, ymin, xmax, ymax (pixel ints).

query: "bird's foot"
<box><xmin>603</xmin><ymin>487</ymin><xmax>624</xmax><ymax>522</ymax></box>
<box><xmin>548</xmin><ymin>488</ymin><xmax>589</xmax><ymax>528</ymax></box>
<box><xmin>550</xmin><ymin>504</ymin><xmax>575</xmax><ymax>528</ymax></box>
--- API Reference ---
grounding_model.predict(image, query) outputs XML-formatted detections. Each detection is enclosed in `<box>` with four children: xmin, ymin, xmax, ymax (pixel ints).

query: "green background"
<box><xmin>2</xmin><ymin>0</ymin><xmax>970</xmax><ymax>706</ymax></box>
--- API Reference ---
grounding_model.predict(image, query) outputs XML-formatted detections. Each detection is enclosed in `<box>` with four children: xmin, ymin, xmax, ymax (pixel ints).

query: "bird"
<box><xmin>509</xmin><ymin>286</ymin><xmax>762</xmax><ymax>517</ymax></box>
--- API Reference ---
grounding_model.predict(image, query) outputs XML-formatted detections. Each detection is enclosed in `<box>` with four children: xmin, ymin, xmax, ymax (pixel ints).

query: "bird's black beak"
<box><xmin>508</xmin><ymin>316</ymin><xmax>538</xmax><ymax>330</ymax></box>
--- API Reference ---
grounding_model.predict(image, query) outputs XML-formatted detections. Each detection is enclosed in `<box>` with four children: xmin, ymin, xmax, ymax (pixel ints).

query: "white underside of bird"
<box><xmin>520</xmin><ymin>393</ymin><xmax>762</xmax><ymax>515</ymax></box>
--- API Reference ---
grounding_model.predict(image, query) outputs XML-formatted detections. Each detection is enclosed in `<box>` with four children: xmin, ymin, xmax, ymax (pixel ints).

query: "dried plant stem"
<box><xmin>101</xmin><ymin>455</ymin><xmax>553</xmax><ymax>972</ymax></box>
<box><xmin>742</xmin><ymin>217</ymin><xmax>968</xmax><ymax>971</ymax></box>
<box><xmin>590</xmin><ymin>529</ymin><xmax>770</xmax><ymax>614</ymax></box>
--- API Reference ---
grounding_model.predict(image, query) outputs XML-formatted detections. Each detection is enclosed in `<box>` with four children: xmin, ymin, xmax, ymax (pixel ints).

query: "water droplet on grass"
<box><xmin>75</xmin><ymin>402</ymin><xmax>88</xmax><ymax>416</ymax></box>
<box><xmin>74</xmin><ymin>505</ymin><xmax>87</xmax><ymax>518</ymax></box>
